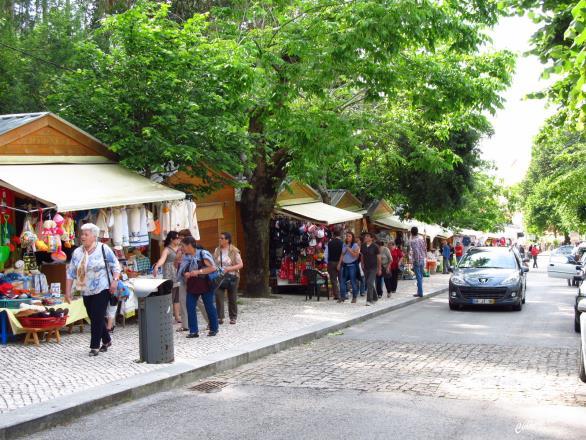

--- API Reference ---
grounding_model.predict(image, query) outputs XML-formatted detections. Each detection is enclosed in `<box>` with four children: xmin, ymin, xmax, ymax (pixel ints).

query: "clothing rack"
<box><xmin>0</xmin><ymin>201</ymin><xmax>55</xmax><ymax>215</ymax></box>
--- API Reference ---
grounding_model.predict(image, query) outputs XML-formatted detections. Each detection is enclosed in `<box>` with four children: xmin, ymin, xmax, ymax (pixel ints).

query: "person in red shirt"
<box><xmin>530</xmin><ymin>244</ymin><xmax>540</xmax><ymax>268</ymax></box>
<box><xmin>455</xmin><ymin>242</ymin><xmax>464</xmax><ymax>264</ymax></box>
<box><xmin>388</xmin><ymin>241</ymin><xmax>404</xmax><ymax>296</ymax></box>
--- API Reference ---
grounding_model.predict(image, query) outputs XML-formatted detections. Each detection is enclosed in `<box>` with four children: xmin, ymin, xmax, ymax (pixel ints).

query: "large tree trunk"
<box><xmin>240</xmin><ymin>154</ymin><xmax>288</xmax><ymax>296</ymax></box>
<box><xmin>240</xmin><ymin>181</ymin><xmax>278</xmax><ymax>297</ymax></box>
<box><xmin>240</xmin><ymin>110</ymin><xmax>290</xmax><ymax>296</ymax></box>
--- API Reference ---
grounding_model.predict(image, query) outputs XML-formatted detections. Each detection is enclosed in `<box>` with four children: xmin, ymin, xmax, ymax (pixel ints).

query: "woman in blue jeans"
<box><xmin>178</xmin><ymin>236</ymin><xmax>219</xmax><ymax>338</ymax></box>
<box><xmin>337</xmin><ymin>231</ymin><xmax>360</xmax><ymax>302</ymax></box>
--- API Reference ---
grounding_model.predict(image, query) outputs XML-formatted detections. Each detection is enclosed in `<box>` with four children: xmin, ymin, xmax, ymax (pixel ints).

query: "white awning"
<box><xmin>373</xmin><ymin>215</ymin><xmax>409</xmax><ymax>230</ymax></box>
<box><xmin>278</xmin><ymin>202</ymin><xmax>363</xmax><ymax>225</ymax></box>
<box><xmin>0</xmin><ymin>164</ymin><xmax>185</xmax><ymax>211</ymax></box>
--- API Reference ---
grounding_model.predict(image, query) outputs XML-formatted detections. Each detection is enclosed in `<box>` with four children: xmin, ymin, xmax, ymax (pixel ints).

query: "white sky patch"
<box><xmin>479</xmin><ymin>15</ymin><xmax>556</xmax><ymax>186</ymax></box>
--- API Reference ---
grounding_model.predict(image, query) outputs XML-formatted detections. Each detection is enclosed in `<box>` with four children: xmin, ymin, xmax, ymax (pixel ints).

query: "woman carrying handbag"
<box><xmin>177</xmin><ymin>236</ymin><xmax>219</xmax><ymax>337</ymax></box>
<box><xmin>213</xmin><ymin>232</ymin><xmax>243</xmax><ymax>325</ymax></box>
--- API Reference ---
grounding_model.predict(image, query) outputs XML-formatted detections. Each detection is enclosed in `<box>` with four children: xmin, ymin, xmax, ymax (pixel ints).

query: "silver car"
<box><xmin>579</xmin><ymin>299</ymin><xmax>586</xmax><ymax>383</ymax></box>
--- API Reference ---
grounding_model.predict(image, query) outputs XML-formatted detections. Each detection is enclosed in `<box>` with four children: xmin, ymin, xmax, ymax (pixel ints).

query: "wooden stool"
<box><xmin>24</xmin><ymin>329</ymin><xmax>41</xmax><ymax>346</ymax></box>
<box><xmin>24</xmin><ymin>326</ymin><xmax>62</xmax><ymax>346</ymax></box>
<box><xmin>67</xmin><ymin>320</ymin><xmax>85</xmax><ymax>334</ymax></box>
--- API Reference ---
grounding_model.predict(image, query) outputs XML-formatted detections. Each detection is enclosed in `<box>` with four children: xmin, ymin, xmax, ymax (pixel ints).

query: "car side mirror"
<box><xmin>522</xmin><ymin>267</ymin><xmax>529</xmax><ymax>273</ymax></box>
<box><xmin>578</xmin><ymin>299</ymin><xmax>586</xmax><ymax>313</ymax></box>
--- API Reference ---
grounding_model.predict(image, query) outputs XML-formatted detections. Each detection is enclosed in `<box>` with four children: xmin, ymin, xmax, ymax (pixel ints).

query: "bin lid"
<box><xmin>130</xmin><ymin>278</ymin><xmax>174</xmax><ymax>298</ymax></box>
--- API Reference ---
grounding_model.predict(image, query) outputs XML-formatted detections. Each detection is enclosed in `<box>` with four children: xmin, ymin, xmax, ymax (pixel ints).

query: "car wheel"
<box><xmin>512</xmin><ymin>301</ymin><xmax>523</xmax><ymax>311</ymax></box>
<box><xmin>576</xmin><ymin>312</ymin><xmax>581</xmax><ymax>333</ymax></box>
<box><xmin>449</xmin><ymin>302</ymin><xmax>459</xmax><ymax>311</ymax></box>
<box><xmin>578</xmin><ymin>345</ymin><xmax>586</xmax><ymax>382</ymax></box>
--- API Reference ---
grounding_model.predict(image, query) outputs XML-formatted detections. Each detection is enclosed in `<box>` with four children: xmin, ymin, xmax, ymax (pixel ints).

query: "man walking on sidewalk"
<box><xmin>325</xmin><ymin>227</ymin><xmax>343</xmax><ymax>300</ymax></box>
<box><xmin>361</xmin><ymin>232</ymin><xmax>381</xmax><ymax>306</ymax></box>
<box><xmin>409</xmin><ymin>226</ymin><xmax>426</xmax><ymax>297</ymax></box>
<box><xmin>530</xmin><ymin>244</ymin><xmax>540</xmax><ymax>268</ymax></box>
<box><xmin>441</xmin><ymin>240</ymin><xmax>451</xmax><ymax>274</ymax></box>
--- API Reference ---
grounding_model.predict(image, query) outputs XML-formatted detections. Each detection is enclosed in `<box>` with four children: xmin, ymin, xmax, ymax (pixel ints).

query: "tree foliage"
<box><xmin>47</xmin><ymin>2</ymin><xmax>254</xmax><ymax>185</ymax></box>
<box><xmin>508</xmin><ymin>1</ymin><xmax>586</xmax><ymax>235</ymax></box>
<box><xmin>521</xmin><ymin>111</ymin><xmax>586</xmax><ymax>234</ymax></box>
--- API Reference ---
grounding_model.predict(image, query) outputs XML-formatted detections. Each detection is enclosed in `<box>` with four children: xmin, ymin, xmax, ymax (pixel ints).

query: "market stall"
<box><xmin>366</xmin><ymin>200</ymin><xmax>409</xmax><ymax>246</ymax></box>
<box><xmin>271</xmin><ymin>182</ymin><xmax>363</xmax><ymax>290</ymax></box>
<box><xmin>0</xmin><ymin>112</ymin><xmax>187</xmax><ymax>344</ymax></box>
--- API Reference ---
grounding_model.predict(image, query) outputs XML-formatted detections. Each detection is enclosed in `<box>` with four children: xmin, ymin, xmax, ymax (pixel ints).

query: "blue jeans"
<box><xmin>413</xmin><ymin>261</ymin><xmax>424</xmax><ymax>296</ymax></box>
<box><xmin>339</xmin><ymin>264</ymin><xmax>358</xmax><ymax>299</ymax></box>
<box><xmin>186</xmin><ymin>290</ymin><xmax>219</xmax><ymax>334</ymax></box>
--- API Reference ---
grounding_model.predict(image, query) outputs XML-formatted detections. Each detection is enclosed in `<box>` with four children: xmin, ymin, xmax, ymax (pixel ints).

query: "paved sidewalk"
<box><xmin>0</xmin><ymin>273</ymin><xmax>449</xmax><ymax>438</ymax></box>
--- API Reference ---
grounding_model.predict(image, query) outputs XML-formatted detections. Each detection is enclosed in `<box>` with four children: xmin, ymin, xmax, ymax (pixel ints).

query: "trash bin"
<box><xmin>131</xmin><ymin>278</ymin><xmax>175</xmax><ymax>364</ymax></box>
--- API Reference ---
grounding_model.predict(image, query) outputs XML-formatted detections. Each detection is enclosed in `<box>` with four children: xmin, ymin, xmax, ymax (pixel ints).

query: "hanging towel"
<box><xmin>188</xmin><ymin>201</ymin><xmax>200</xmax><ymax>240</ymax></box>
<box><xmin>121</xmin><ymin>207</ymin><xmax>130</xmax><ymax>247</ymax></box>
<box><xmin>111</xmin><ymin>208</ymin><xmax>124</xmax><ymax>249</ymax></box>
<box><xmin>128</xmin><ymin>206</ymin><xmax>141</xmax><ymax>245</ymax></box>
<box><xmin>135</xmin><ymin>206</ymin><xmax>150</xmax><ymax>246</ymax></box>
<box><xmin>96</xmin><ymin>209</ymin><xmax>110</xmax><ymax>239</ymax></box>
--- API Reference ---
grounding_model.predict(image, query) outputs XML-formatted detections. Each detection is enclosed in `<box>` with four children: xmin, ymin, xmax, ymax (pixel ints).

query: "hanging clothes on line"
<box><xmin>187</xmin><ymin>200</ymin><xmax>200</xmax><ymax>240</ymax></box>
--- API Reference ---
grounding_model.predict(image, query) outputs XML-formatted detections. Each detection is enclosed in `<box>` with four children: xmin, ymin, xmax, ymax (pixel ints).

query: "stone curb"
<box><xmin>0</xmin><ymin>287</ymin><xmax>447</xmax><ymax>440</ymax></box>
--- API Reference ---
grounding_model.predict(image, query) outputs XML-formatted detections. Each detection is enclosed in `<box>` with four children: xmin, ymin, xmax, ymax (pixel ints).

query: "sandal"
<box><xmin>229</xmin><ymin>319</ymin><xmax>236</xmax><ymax>324</ymax></box>
<box><xmin>176</xmin><ymin>327</ymin><xmax>188</xmax><ymax>332</ymax></box>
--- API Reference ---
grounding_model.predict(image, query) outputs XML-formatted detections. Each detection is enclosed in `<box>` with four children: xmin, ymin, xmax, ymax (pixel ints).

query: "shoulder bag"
<box><xmin>186</xmin><ymin>250</ymin><xmax>224</xmax><ymax>294</ymax></box>
<box><xmin>218</xmin><ymin>249</ymin><xmax>236</xmax><ymax>291</ymax></box>
<box><xmin>101</xmin><ymin>244</ymin><xmax>118</xmax><ymax>306</ymax></box>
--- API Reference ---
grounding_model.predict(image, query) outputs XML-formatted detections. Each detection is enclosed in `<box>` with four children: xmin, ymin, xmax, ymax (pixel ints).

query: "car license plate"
<box><xmin>472</xmin><ymin>298</ymin><xmax>495</xmax><ymax>305</ymax></box>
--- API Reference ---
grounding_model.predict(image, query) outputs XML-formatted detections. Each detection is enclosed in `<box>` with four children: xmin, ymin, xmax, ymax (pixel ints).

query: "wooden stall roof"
<box><xmin>327</xmin><ymin>189</ymin><xmax>366</xmax><ymax>214</ymax></box>
<box><xmin>0</xmin><ymin>112</ymin><xmax>117</xmax><ymax>162</ymax></box>
<box><xmin>276</xmin><ymin>181</ymin><xmax>321</xmax><ymax>207</ymax></box>
<box><xmin>366</xmin><ymin>199</ymin><xmax>394</xmax><ymax>220</ymax></box>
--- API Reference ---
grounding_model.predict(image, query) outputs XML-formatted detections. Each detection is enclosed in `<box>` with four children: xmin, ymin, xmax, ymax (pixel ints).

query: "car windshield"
<box><xmin>458</xmin><ymin>249</ymin><xmax>517</xmax><ymax>269</ymax></box>
<box><xmin>553</xmin><ymin>246</ymin><xmax>574</xmax><ymax>255</ymax></box>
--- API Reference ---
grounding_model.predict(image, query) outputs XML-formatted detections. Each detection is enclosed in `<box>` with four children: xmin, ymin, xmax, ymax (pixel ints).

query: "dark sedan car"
<box><xmin>449</xmin><ymin>247</ymin><xmax>529</xmax><ymax>311</ymax></box>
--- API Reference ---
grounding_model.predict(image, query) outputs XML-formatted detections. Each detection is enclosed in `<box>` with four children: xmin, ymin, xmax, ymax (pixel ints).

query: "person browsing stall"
<box><xmin>177</xmin><ymin>236</ymin><xmax>219</xmax><ymax>338</ymax></box>
<box><xmin>213</xmin><ymin>232</ymin><xmax>243</xmax><ymax>325</ymax></box>
<box><xmin>152</xmin><ymin>231</ymin><xmax>182</xmax><ymax>324</ymax></box>
<box><xmin>65</xmin><ymin>223</ymin><xmax>121</xmax><ymax>356</ymax></box>
<box><xmin>337</xmin><ymin>231</ymin><xmax>360</xmax><ymax>303</ymax></box>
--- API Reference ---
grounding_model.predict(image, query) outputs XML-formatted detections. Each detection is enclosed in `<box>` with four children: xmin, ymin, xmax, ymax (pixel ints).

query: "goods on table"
<box><xmin>17</xmin><ymin>306</ymin><xmax>69</xmax><ymax>328</ymax></box>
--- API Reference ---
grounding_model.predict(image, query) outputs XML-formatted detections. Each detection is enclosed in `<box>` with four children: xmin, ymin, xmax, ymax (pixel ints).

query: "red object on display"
<box><xmin>0</xmin><ymin>188</ymin><xmax>14</xmax><ymax>224</ymax></box>
<box><xmin>18</xmin><ymin>316</ymin><xmax>67</xmax><ymax>329</ymax></box>
<box><xmin>288</xmin><ymin>260</ymin><xmax>295</xmax><ymax>283</ymax></box>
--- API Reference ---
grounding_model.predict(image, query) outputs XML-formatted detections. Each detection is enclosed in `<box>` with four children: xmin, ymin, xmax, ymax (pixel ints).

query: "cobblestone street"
<box><xmin>211</xmin><ymin>336</ymin><xmax>583</xmax><ymax>406</ymax></box>
<box><xmin>0</xmin><ymin>273</ymin><xmax>449</xmax><ymax>414</ymax></box>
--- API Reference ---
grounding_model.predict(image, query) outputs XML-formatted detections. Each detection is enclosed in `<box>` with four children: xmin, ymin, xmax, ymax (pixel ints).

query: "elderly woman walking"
<box><xmin>65</xmin><ymin>223</ymin><xmax>121</xmax><ymax>356</ymax></box>
<box><xmin>177</xmin><ymin>236</ymin><xmax>219</xmax><ymax>337</ymax></box>
<box><xmin>213</xmin><ymin>232</ymin><xmax>243</xmax><ymax>325</ymax></box>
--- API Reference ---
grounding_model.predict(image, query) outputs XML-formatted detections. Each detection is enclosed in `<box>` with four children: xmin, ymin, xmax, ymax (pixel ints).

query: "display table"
<box><xmin>0</xmin><ymin>299</ymin><xmax>88</xmax><ymax>344</ymax></box>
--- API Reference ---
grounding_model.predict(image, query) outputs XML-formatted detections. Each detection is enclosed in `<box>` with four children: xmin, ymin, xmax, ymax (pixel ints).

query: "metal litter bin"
<box><xmin>132</xmin><ymin>278</ymin><xmax>175</xmax><ymax>364</ymax></box>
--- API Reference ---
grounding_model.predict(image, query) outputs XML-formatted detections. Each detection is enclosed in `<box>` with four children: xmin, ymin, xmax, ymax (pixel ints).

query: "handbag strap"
<box><xmin>101</xmin><ymin>243</ymin><xmax>112</xmax><ymax>286</ymax></box>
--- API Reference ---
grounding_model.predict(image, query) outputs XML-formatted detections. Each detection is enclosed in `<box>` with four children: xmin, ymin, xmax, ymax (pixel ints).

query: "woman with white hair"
<box><xmin>65</xmin><ymin>223</ymin><xmax>121</xmax><ymax>356</ymax></box>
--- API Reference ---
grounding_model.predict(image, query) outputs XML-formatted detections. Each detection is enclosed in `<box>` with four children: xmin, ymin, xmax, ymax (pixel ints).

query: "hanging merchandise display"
<box><xmin>270</xmin><ymin>216</ymin><xmax>333</xmax><ymax>286</ymax></box>
<box><xmin>0</xmin><ymin>215</ymin><xmax>10</xmax><ymax>270</ymax></box>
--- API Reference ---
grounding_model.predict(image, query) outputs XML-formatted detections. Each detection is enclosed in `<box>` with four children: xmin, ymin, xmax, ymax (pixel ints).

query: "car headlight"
<box><xmin>451</xmin><ymin>273</ymin><xmax>467</xmax><ymax>286</ymax></box>
<box><xmin>502</xmin><ymin>273</ymin><xmax>520</xmax><ymax>286</ymax></box>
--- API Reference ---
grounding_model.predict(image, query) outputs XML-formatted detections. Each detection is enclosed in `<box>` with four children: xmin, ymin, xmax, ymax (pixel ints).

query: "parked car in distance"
<box><xmin>547</xmin><ymin>253</ymin><xmax>584</xmax><ymax>286</ymax></box>
<box><xmin>578</xmin><ymin>299</ymin><xmax>586</xmax><ymax>383</ymax></box>
<box><xmin>449</xmin><ymin>247</ymin><xmax>528</xmax><ymax>311</ymax></box>
<box><xmin>575</xmin><ymin>285</ymin><xmax>586</xmax><ymax>332</ymax></box>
